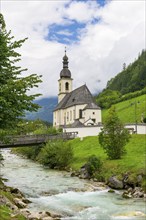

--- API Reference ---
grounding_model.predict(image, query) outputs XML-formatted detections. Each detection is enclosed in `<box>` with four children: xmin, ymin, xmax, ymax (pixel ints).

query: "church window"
<box><xmin>70</xmin><ymin>111</ymin><xmax>72</xmax><ymax>121</ymax></box>
<box><xmin>73</xmin><ymin>110</ymin><xmax>75</xmax><ymax>119</ymax></box>
<box><xmin>65</xmin><ymin>82</ymin><xmax>69</xmax><ymax>90</ymax></box>
<box><xmin>93</xmin><ymin>112</ymin><xmax>95</xmax><ymax>115</ymax></box>
<box><xmin>79</xmin><ymin>109</ymin><xmax>82</xmax><ymax>119</ymax></box>
<box><xmin>59</xmin><ymin>83</ymin><xmax>61</xmax><ymax>92</ymax></box>
<box><xmin>67</xmin><ymin>112</ymin><xmax>69</xmax><ymax>121</ymax></box>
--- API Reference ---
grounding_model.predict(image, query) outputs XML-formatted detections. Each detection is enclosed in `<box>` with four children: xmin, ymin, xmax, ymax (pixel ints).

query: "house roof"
<box><xmin>54</xmin><ymin>84</ymin><xmax>98</xmax><ymax>111</ymax></box>
<box><xmin>83</xmin><ymin>102</ymin><xmax>101</xmax><ymax>110</ymax></box>
<box><xmin>70</xmin><ymin>119</ymin><xmax>85</xmax><ymax>127</ymax></box>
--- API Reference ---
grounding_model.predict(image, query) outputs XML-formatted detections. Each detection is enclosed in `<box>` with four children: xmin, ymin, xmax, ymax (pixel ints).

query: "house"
<box><xmin>53</xmin><ymin>51</ymin><xmax>101</xmax><ymax>128</ymax></box>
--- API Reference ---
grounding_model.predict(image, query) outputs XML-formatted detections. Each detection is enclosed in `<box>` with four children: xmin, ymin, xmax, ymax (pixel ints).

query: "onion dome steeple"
<box><xmin>60</xmin><ymin>49</ymin><xmax>71</xmax><ymax>78</ymax></box>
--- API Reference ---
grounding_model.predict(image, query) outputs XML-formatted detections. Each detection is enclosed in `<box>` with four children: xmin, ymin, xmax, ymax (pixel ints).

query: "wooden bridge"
<box><xmin>0</xmin><ymin>132</ymin><xmax>78</xmax><ymax>148</ymax></box>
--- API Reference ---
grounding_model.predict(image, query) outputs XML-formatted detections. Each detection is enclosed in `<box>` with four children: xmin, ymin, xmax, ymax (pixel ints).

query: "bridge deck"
<box><xmin>0</xmin><ymin>132</ymin><xmax>78</xmax><ymax>148</ymax></box>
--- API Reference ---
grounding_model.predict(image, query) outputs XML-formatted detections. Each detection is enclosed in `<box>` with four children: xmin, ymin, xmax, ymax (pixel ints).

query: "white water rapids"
<box><xmin>1</xmin><ymin>149</ymin><xmax>146</xmax><ymax>220</ymax></box>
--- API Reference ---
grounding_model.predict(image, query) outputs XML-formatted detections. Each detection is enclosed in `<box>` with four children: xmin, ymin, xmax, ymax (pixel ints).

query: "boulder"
<box><xmin>14</xmin><ymin>198</ymin><xmax>27</xmax><ymax>208</ymax></box>
<box><xmin>108</xmin><ymin>176</ymin><xmax>123</xmax><ymax>189</ymax></box>
<box><xmin>79</xmin><ymin>164</ymin><xmax>90</xmax><ymax>179</ymax></box>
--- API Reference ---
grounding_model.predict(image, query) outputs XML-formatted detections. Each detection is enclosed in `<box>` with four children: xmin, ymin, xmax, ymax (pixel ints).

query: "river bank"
<box><xmin>0</xmin><ymin>178</ymin><xmax>65</xmax><ymax>220</ymax></box>
<box><xmin>1</xmin><ymin>149</ymin><xmax>146</xmax><ymax>220</ymax></box>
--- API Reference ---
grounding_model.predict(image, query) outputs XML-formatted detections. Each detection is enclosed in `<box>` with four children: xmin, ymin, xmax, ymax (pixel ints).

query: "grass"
<box><xmin>0</xmin><ymin>205</ymin><xmax>26</xmax><ymax>220</ymax></box>
<box><xmin>0</xmin><ymin>180</ymin><xmax>27</xmax><ymax>220</ymax></box>
<box><xmin>69</xmin><ymin>134</ymin><xmax>146</xmax><ymax>180</ymax></box>
<box><xmin>102</xmin><ymin>94</ymin><xmax>146</xmax><ymax>123</ymax></box>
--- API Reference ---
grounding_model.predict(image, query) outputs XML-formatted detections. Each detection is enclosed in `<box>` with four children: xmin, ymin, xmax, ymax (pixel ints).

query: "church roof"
<box><xmin>54</xmin><ymin>84</ymin><xmax>100</xmax><ymax>111</ymax></box>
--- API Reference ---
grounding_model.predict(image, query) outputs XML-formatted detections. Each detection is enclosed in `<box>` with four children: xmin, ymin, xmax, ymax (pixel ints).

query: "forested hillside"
<box><xmin>96</xmin><ymin>50</ymin><xmax>146</xmax><ymax>109</ymax></box>
<box><xmin>106</xmin><ymin>50</ymin><xmax>146</xmax><ymax>94</ymax></box>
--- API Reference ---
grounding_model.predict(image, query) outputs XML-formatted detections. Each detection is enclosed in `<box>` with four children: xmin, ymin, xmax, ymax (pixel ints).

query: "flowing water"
<box><xmin>1</xmin><ymin>149</ymin><xmax>146</xmax><ymax>220</ymax></box>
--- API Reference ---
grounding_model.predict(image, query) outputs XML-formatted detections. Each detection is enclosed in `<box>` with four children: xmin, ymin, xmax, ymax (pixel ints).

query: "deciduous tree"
<box><xmin>99</xmin><ymin>106</ymin><xmax>130</xmax><ymax>159</ymax></box>
<box><xmin>0</xmin><ymin>13</ymin><xmax>42</xmax><ymax>130</ymax></box>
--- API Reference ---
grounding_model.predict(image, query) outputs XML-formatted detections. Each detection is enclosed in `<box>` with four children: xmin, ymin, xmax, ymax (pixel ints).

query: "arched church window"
<box><xmin>65</xmin><ymin>82</ymin><xmax>69</xmax><ymax>90</ymax></box>
<box><xmin>59</xmin><ymin>83</ymin><xmax>61</xmax><ymax>92</ymax></box>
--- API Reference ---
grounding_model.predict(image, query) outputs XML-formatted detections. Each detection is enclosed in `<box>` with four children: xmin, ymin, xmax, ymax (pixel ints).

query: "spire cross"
<box><xmin>65</xmin><ymin>46</ymin><xmax>66</xmax><ymax>55</ymax></box>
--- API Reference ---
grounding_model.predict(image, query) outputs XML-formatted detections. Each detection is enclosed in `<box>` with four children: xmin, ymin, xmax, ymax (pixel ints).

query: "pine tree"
<box><xmin>0</xmin><ymin>13</ymin><xmax>42</xmax><ymax>130</ymax></box>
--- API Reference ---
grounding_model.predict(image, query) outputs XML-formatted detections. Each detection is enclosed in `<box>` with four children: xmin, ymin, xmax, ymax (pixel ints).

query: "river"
<box><xmin>1</xmin><ymin>149</ymin><xmax>146</xmax><ymax>220</ymax></box>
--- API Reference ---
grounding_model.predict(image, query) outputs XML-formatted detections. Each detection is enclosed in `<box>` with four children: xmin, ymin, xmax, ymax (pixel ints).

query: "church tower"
<box><xmin>58</xmin><ymin>50</ymin><xmax>73</xmax><ymax>103</ymax></box>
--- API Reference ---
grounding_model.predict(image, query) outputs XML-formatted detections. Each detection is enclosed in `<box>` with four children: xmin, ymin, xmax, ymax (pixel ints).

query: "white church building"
<box><xmin>53</xmin><ymin>51</ymin><xmax>102</xmax><ymax>128</ymax></box>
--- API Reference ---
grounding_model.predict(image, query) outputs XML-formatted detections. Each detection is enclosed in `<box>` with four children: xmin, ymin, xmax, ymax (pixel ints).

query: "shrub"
<box><xmin>86</xmin><ymin>155</ymin><xmax>102</xmax><ymax>177</ymax></box>
<box><xmin>12</xmin><ymin>146</ymin><xmax>42</xmax><ymax>160</ymax></box>
<box><xmin>37</xmin><ymin>140</ymin><xmax>73</xmax><ymax>169</ymax></box>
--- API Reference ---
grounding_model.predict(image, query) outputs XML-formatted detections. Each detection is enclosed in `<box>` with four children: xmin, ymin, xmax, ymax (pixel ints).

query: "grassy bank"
<box><xmin>68</xmin><ymin>134</ymin><xmax>146</xmax><ymax>180</ymax></box>
<box><xmin>102</xmin><ymin>94</ymin><xmax>146</xmax><ymax>123</ymax></box>
<box><xmin>12</xmin><ymin>134</ymin><xmax>146</xmax><ymax>191</ymax></box>
<box><xmin>0</xmin><ymin>179</ymin><xmax>27</xmax><ymax>220</ymax></box>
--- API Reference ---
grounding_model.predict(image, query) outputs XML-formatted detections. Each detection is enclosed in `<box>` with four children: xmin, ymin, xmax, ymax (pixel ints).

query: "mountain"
<box><xmin>95</xmin><ymin>50</ymin><xmax>146</xmax><ymax>109</ymax></box>
<box><xmin>106</xmin><ymin>50</ymin><xmax>146</xmax><ymax>94</ymax></box>
<box><xmin>25</xmin><ymin>97</ymin><xmax>58</xmax><ymax>123</ymax></box>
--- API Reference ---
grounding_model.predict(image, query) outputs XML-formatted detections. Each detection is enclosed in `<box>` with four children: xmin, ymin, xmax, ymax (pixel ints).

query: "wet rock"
<box><xmin>70</xmin><ymin>171</ymin><xmax>79</xmax><ymax>177</ymax></box>
<box><xmin>41</xmin><ymin>190</ymin><xmax>59</xmax><ymax>196</ymax></box>
<box><xmin>20</xmin><ymin>209</ymin><xmax>31</xmax><ymax>218</ymax></box>
<box><xmin>108</xmin><ymin>189</ymin><xmax>115</xmax><ymax>193</ymax></box>
<box><xmin>79</xmin><ymin>164</ymin><xmax>90</xmax><ymax>179</ymax></box>
<box><xmin>49</xmin><ymin>212</ymin><xmax>62</xmax><ymax>219</ymax></box>
<box><xmin>132</xmin><ymin>187</ymin><xmax>144</xmax><ymax>198</ymax></box>
<box><xmin>22</xmin><ymin>198</ymin><xmax>32</xmax><ymax>204</ymax></box>
<box><xmin>137</xmin><ymin>174</ymin><xmax>143</xmax><ymax>185</ymax></box>
<box><xmin>122</xmin><ymin>192</ymin><xmax>132</xmax><ymax>199</ymax></box>
<box><xmin>108</xmin><ymin>176</ymin><xmax>123</xmax><ymax>189</ymax></box>
<box><xmin>122</xmin><ymin>187</ymin><xmax>144</xmax><ymax>199</ymax></box>
<box><xmin>14</xmin><ymin>198</ymin><xmax>27</xmax><ymax>208</ymax></box>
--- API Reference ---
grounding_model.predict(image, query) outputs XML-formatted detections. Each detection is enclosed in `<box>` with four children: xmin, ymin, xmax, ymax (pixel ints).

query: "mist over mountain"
<box><xmin>25</xmin><ymin>97</ymin><xmax>58</xmax><ymax>123</ymax></box>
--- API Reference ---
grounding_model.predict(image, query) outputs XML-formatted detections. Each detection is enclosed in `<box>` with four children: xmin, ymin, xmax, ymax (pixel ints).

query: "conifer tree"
<box><xmin>0</xmin><ymin>13</ymin><xmax>42</xmax><ymax>130</ymax></box>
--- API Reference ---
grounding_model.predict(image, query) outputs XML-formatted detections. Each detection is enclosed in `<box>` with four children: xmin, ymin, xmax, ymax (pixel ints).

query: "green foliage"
<box><xmin>0</xmin><ymin>13</ymin><xmax>42</xmax><ymax>130</ymax></box>
<box><xmin>143</xmin><ymin>118</ymin><xmax>146</xmax><ymax>123</ymax></box>
<box><xmin>96</xmin><ymin>89</ymin><xmax>121</xmax><ymax>108</ymax></box>
<box><xmin>99</xmin><ymin>106</ymin><xmax>130</xmax><ymax>159</ymax></box>
<box><xmin>86</xmin><ymin>155</ymin><xmax>102</xmax><ymax>177</ymax></box>
<box><xmin>0</xmin><ymin>204</ymin><xmax>27</xmax><ymax>220</ymax></box>
<box><xmin>106</xmin><ymin>50</ymin><xmax>146</xmax><ymax>94</ymax></box>
<box><xmin>12</xmin><ymin>146</ymin><xmax>42</xmax><ymax>161</ymax></box>
<box><xmin>96</xmin><ymin>87</ymin><xmax>146</xmax><ymax>109</ymax></box>
<box><xmin>37</xmin><ymin>140</ymin><xmax>73</xmax><ymax>169</ymax></box>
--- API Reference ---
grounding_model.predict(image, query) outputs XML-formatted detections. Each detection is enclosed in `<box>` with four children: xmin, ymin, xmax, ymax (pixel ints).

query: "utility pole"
<box><xmin>134</xmin><ymin>101</ymin><xmax>137</xmax><ymax>134</ymax></box>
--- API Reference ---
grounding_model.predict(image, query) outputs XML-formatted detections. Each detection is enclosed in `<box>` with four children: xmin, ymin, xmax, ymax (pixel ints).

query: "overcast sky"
<box><xmin>1</xmin><ymin>0</ymin><xmax>145</xmax><ymax>99</ymax></box>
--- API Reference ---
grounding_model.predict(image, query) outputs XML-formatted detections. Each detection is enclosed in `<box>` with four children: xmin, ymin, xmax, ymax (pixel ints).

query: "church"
<box><xmin>53</xmin><ymin>51</ymin><xmax>101</xmax><ymax>128</ymax></box>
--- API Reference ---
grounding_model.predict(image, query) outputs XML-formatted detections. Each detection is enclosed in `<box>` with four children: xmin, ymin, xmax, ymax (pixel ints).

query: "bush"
<box><xmin>86</xmin><ymin>155</ymin><xmax>102</xmax><ymax>177</ymax></box>
<box><xmin>143</xmin><ymin>118</ymin><xmax>146</xmax><ymax>123</ymax></box>
<box><xmin>12</xmin><ymin>146</ymin><xmax>42</xmax><ymax>160</ymax></box>
<box><xmin>37</xmin><ymin>140</ymin><xmax>73</xmax><ymax>169</ymax></box>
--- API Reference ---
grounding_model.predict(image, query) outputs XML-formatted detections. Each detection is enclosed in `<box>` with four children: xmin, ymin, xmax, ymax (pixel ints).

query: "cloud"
<box><xmin>1</xmin><ymin>0</ymin><xmax>145</xmax><ymax>99</ymax></box>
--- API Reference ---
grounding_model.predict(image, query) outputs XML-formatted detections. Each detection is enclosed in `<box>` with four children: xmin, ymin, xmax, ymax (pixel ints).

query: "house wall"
<box><xmin>63</xmin><ymin>124</ymin><xmax>146</xmax><ymax>137</ymax></box>
<box><xmin>83</xmin><ymin>109</ymin><xmax>101</xmax><ymax>124</ymax></box>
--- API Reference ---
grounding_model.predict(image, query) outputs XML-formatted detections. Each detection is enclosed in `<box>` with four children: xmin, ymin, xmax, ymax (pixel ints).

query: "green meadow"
<box><xmin>102</xmin><ymin>94</ymin><xmax>146</xmax><ymax>123</ymax></box>
<box><xmin>69</xmin><ymin>134</ymin><xmax>146</xmax><ymax>180</ymax></box>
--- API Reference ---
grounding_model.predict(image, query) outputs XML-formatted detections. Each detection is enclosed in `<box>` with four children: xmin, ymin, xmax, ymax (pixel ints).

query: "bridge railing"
<box><xmin>0</xmin><ymin>132</ymin><xmax>78</xmax><ymax>148</ymax></box>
